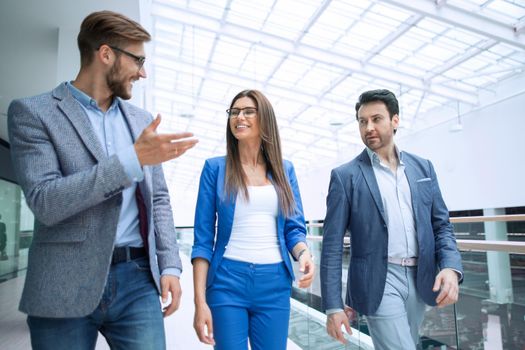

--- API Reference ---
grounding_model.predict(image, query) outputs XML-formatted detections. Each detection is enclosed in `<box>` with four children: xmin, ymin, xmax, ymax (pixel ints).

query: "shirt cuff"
<box><xmin>326</xmin><ymin>308</ymin><xmax>344</xmax><ymax>315</ymax></box>
<box><xmin>116</xmin><ymin>145</ymin><xmax>144</xmax><ymax>182</ymax></box>
<box><xmin>451</xmin><ymin>268</ymin><xmax>463</xmax><ymax>282</ymax></box>
<box><xmin>161</xmin><ymin>267</ymin><xmax>182</xmax><ymax>278</ymax></box>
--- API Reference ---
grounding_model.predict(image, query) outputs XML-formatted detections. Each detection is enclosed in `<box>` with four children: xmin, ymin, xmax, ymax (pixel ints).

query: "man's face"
<box><xmin>357</xmin><ymin>101</ymin><xmax>399</xmax><ymax>152</ymax></box>
<box><xmin>106</xmin><ymin>42</ymin><xmax>146</xmax><ymax>100</ymax></box>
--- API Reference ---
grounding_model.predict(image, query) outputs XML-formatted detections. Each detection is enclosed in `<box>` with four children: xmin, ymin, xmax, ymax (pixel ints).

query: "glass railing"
<box><xmin>0</xmin><ymin>178</ymin><xmax>34</xmax><ymax>283</ymax></box>
<box><xmin>177</xmin><ymin>214</ymin><xmax>525</xmax><ymax>349</ymax></box>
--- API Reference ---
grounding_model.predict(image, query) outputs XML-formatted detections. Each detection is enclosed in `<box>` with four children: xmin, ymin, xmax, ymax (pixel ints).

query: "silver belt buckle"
<box><xmin>401</xmin><ymin>257</ymin><xmax>409</xmax><ymax>266</ymax></box>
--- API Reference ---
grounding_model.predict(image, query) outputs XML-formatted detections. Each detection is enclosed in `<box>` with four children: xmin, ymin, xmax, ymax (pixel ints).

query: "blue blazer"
<box><xmin>191</xmin><ymin>156</ymin><xmax>307</xmax><ymax>287</ymax></box>
<box><xmin>321</xmin><ymin>149</ymin><xmax>463</xmax><ymax>315</ymax></box>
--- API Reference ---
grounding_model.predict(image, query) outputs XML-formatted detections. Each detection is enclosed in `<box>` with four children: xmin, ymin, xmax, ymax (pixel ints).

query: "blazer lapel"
<box><xmin>118</xmin><ymin>100</ymin><xmax>143</xmax><ymax>142</ymax></box>
<box><xmin>54</xmin><ymin>84</ymin><xmax>106</xmax><ymax>161</ymax></box>
<box><xmin>402</xmin><ymin>154</ymin><xmax>420</xmax><ymax>225</ymax></box>
<box><xmin>357</xmin><ymin>150</ymin><xmax>387</xmax><ymax>223</ymax></box>
<box><xmin>118</xmin><ymin>100</ymin><xmax>153</xmax><ymax>203</ymax></box>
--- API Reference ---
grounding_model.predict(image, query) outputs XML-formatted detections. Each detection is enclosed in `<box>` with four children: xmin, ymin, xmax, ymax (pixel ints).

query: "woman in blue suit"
<box><xmin>191</xmin><ymin>89</ymin><xmax>315</xmax><ymax>350</ymax></box>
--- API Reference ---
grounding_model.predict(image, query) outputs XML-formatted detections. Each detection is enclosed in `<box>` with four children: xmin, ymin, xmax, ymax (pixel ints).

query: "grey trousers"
<box><xmin>365</xmin><ymin>263</ymin><xmax>426</xmax><ymax>350</ymax></box>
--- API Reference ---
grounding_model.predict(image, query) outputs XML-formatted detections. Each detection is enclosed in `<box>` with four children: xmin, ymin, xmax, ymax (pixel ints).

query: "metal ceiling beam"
<box><xmin>361</xmin><ymin>14</ymin><xmax>423</xmax><ymax>63</ymax></box>
<box><xmin>380</xmin><ymin>0</ymin><xmax>525</xmax><ymax>50</ymax></box>
<box><xmin>424</xmin><ymin>39</ymin><xmax>498</xmax><ymax>80</ymax></box>
<box><xmin>151</xmin><ymin>2</ymin><xmax>479</xmax><ymax>104</ymax></box>
<box><xmin>263</xmin><ymin>0</ymin><xmax>332</xmax><ymax>88</ymax></box>
<box><xmin>153</xmin><ymin>56</ymin><xmax>351</xmax><ymax>115</ymax></box>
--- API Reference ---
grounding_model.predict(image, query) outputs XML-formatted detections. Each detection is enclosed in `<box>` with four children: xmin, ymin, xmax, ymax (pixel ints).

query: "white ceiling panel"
<box><xmin>149</xmin><ymin>0</ymin><xmax>525</xmax><ymax>196</ymax></box>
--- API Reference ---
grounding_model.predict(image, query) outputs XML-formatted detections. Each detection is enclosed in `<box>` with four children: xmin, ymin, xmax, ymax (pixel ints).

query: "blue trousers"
<box><xmin>207</xmin><ymin>258</ymin><xmax>292</xmax><ymax>350</ymax></box>
<box><xmin>27</xmin><ymin>256</ymin><xmax>165</xmax><ymax>350</ymax></box>
<box><xmin>366</xmin><ymin>263</ymin><xmax>426</xmax><ymax>350</ymax></box>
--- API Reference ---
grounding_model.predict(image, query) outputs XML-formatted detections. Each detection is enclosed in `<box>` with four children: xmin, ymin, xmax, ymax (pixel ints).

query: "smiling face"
<box><xmin>229</xmin><ymin>96</ymin><xmax>261</xmax><ymax>143</ymax></box>
<box><xmin>357</xmin><ymin>101</ymin><xmax>399</xmax><ymax>153</ymax></box>
<box><xmin>106</xmin><ymin>42</ymin><xmax>147</xmax><ymax>100</ymax></box>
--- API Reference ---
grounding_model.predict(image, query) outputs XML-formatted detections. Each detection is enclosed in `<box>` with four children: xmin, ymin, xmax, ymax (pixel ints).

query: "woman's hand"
<box><xmin>297</xmin><ymin>251</ymin><xmax>315</xmax><ymax>288</ymax></box>
<box><xmin>193</xmin><ymin>302</ymin><xmax>215</xmax><ymax>345</ymax></box>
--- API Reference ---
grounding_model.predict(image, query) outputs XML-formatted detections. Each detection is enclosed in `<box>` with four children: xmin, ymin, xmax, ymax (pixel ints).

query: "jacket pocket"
<box><xmin>349</xmin><ymin>257</ymin><xmax>368</xmax><ymax>303</ymax></box>
<box><xmin>33</xmin><ymin>216</ymin><xmax>88</xmax><ymax>243</ymax></box>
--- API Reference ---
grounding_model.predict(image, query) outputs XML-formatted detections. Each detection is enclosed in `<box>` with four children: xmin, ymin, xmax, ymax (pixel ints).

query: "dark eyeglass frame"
<box><xmin>226</xmin><ymin>107</ymin><xmax>258</xmax><ymax>119</ymax></box>
<box><xmin>107</xmin><ymin>45</ymin><xmax>146</xmax><ymax>69</ymax></box>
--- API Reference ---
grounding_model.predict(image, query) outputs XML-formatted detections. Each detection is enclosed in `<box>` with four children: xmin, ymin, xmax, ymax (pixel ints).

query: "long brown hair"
<box><xmin>225</xmin><ymin>90</ymin><xmax>296</xmax><ymax>217</ymax></box>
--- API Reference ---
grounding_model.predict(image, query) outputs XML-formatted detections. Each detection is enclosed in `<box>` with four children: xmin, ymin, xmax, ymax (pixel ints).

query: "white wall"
<box><xmin>0</xmin><ymin>0</ymin><xmax>141</xmax><ymax>142</ymax></box>
<box><xmin>397</xmin><ymin>90</ymin><xmax>525</xmax><ymax>211</ymax></box>
<box><xmin>298</xmin><ymin>76</ymin><xmax>525</xmax><ymax>221</ymax></box>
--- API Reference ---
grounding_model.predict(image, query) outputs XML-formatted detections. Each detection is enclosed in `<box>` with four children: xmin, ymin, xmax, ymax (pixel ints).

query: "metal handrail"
<box><xmin>305</xmin><ymin>236</ymin><xmax>525</xmax><ymax>254</ymax></box>
<box><xmin>456</xmin><ymin>240</ymin><xmax>525</xmax><ymax>254</ymax></box>
<box><xmin>305</xmin><ymin>214</ymin><xmax>525</xmax><ymax>254</ymax></box>
<box><xmin>450</xmin><ymin>214</ymin><xmax>525</xmax><ymax>223</ymax></box>
<box><xmin>306</xmin><ymin>214</ymin><xmax>525</xmax><ymax>226</ymax></box>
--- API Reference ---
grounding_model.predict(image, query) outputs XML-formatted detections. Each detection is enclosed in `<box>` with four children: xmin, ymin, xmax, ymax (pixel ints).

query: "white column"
<box><xmin>483</xmin><ymin>208</ymin><xmax>513</xmax><ymax>304</ymax></box>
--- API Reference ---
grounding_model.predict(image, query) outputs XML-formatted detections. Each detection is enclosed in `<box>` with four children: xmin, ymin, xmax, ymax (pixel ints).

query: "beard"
<box><xmin>106</xmin><ymin>60</ymin><xmax>132</xmax><ymax>100</ymax></box>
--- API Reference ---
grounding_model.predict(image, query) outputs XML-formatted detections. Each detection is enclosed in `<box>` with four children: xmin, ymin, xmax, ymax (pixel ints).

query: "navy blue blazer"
<box><xmin>321</xmin><ymin>149</ymin><xmax>463</xmax><ymax>315</ymax></box>
<box><xmin>191</xmin><ymin>156</ymin><xmax>307</xmax><ymax>287</ymax></box>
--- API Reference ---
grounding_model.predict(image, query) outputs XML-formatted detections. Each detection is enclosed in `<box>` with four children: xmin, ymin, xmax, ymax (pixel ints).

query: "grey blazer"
<box><xmin>8</xmin><ymin>83</ymin><xmax>182</xmax><ymax>318</ymax></box>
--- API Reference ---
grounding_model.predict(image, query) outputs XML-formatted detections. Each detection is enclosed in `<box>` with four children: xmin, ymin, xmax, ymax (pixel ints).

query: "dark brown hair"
<box><xmin>77</xmin><ymin>10</ymin><xmax>151</xmax><ymax>66</ymax></box>
<box><xmin>225</xmin><ymin>90</ymin><xmax>296</xmax><ymax>217</ymax></box>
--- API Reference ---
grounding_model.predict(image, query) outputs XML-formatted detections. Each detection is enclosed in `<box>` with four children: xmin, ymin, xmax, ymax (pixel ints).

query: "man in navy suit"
<box><xmin>320</xmin><ymin>89</ymin><xmax>463</xmax><ymax>350</ymax></box>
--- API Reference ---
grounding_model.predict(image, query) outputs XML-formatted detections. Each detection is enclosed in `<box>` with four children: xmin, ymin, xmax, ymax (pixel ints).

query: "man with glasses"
<box><xmin>8</xmin><ymin>10</ymin><xmax>197</xmax><ymax>349</ymax></box>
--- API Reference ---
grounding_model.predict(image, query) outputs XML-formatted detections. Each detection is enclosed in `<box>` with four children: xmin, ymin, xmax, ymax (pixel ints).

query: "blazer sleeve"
<box><xmin>321</xmin><ymin>168</ymin><xmax>350</xmax><ymax>311</ymax></box>
<box><xmin>283</xmin><ymin>162</ymin><xmax>307</xmax><ymax>253</ymax></box>
<box><xmin>428</xmin><ymin>161</ymin><xmax>463</xmax><ymax>277</ymax></box>
<box><xmin>7</xmin><ymin>99</ymin><xmax>132</xmax><ymax>226</ymax></box>
<box><xmin>191</xmin><ymin>159</ymin><xmax>218</xmax><ymax>263</ymax></box>
<box><xmin>151</xmin><ymin>163</ymin><xmax>182</xmax><ymax>273</ymax></box>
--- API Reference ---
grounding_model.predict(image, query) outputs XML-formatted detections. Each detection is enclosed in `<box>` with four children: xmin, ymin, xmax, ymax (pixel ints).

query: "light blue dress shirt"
<box><xmin>67</xmin><ymin>82</ymin><xmax>144</xmax><ymax>248</ymax></box>
<box><xmin>366</xmin><ymin>147</ymin><xmax>418</xmax><ymax>258</ymax></box>
<box><xmin>67</xmin><ymin>83</ymin><xmax>181</xmax><ymax>277</ymax></box>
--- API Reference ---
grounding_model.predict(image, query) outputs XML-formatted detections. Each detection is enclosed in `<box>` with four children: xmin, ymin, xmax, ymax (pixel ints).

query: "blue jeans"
<box><xmin>27</xmin><ymin>256</ymin><xmax>165</xmax><ymax>350</ymax></box>
<box><xmin>207</xmin><ymin>258</ymin><xmax>292</xmax><ymax>350</ymax></box>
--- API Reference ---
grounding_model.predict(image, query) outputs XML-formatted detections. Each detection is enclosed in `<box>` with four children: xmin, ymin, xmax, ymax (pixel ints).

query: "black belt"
<box><xmin>111</xmin><ymin>246</ymin><xmax>147</xmax><ymax>265</ymax></box>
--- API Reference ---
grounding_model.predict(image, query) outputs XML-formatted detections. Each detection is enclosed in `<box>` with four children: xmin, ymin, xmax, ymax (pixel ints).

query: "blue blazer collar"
<box><xmin>357</xmin><ymin>149</ymin><xmax>386</xmax><ymax>223</ymax></box>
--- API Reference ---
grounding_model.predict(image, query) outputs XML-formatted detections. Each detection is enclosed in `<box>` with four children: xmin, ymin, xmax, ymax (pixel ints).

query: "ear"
<box><xmin>96</xmin><ymin>44</ymin><xmax>113</xmax><ymax>65</ymax></box>
<box><xmin>392</xmin><ymin>113</ymin><xmax>400</xmax><ymax>129</ymax></box>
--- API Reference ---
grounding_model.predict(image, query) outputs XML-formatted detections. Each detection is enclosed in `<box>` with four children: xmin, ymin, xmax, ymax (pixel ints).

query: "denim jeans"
<box><xmin>27</xmin><ymin>256</ymin><xmax>165</xmax><ymax>350</ymax></box>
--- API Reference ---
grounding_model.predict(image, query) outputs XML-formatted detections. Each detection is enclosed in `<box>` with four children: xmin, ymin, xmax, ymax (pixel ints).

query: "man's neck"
<box><xmin>375</xmin><ymin>144</ymin><xmax>398</xmax><ymax>170</ymax></box>
<box><xmin>72</xmin><ymin>70</ymin><xmax>113</xmax><ymax>112</ymax></box>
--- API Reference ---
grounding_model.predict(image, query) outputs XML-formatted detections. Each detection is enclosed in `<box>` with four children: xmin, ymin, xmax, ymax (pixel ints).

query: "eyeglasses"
<box><xmin>226</xmin><ymin>107</ymin><xmax>258</xmax><ymax>119</ymax></box>
<box><xmin>108</xmin><ymin>45</ymin><xmax>146</xmax><ymax>70</ymax></box>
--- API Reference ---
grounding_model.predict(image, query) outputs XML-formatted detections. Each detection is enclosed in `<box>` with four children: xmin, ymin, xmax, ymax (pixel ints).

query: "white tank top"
<box><xmin>223</xmin><ymin>185</ymin><xmax>283</xmax><ymax>263</ymax></box>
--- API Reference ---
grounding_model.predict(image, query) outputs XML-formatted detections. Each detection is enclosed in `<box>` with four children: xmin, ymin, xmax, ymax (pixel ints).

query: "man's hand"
<box><xmin>160</xmin><ymin>275</ymin><xmax>182</xmax><ymax>317</ymax></box>
<box><xmin>297</xmin><ymin>253</ymin><xmax>315</xmax><ymax>288</ymax></box>
<box><xmin>134</xmin><ymin>114</ymin><xmax>198</xmax><ymax>166</ymax></box>
<box><xmin>433</xmin><ymin>268</ymin><xmax>459</xmax><ymax>308</ymax></box>
<box><xmin>193</xmin><ymin>302</ymin><xmax>215</xmax><ymax>345</ymax></box>
<box><xmin>326</xmin><ymin>307</ymin><xmax>354</xmax><ymax>344</ymax></box>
